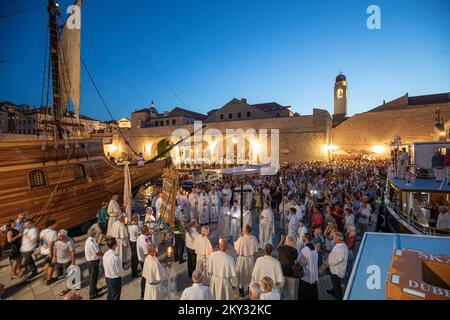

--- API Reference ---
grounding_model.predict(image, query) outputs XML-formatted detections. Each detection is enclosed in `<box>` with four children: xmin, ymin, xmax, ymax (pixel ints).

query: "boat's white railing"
<box><xmin>387</xmin><ymin>201</ymin><xmax>450</xmax><ymax>236</ymax></box>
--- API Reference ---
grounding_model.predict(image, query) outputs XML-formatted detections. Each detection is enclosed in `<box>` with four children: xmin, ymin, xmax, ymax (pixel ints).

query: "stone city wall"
<box><xmin>113</xmin><ymin>109</ymin><xmax>332</xmax><ymax>163</ymax></box>
<box><xmin>332</xmin><ymin>102</ymin><xmax>450</xmax><ymax>157</ymax></box>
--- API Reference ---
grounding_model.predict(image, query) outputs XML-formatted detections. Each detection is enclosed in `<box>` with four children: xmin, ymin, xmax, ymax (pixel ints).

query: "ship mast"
<box><xmin>48</xmin><ymin>0</ymin><xmax>63</xmax><ymax>137</ymax></box>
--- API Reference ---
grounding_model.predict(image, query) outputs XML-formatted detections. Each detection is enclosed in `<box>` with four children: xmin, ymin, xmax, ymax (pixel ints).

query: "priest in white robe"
<box><xmin>188</xmin><ymin>188</ymin><xmax>199</xmax><ymax>221</ymax></box>
<box><xmin>110</xmin><ymin>214</ymin><xmax>129</xmax><ymax>263</ymax></box>
<box><xmin>180</xmin><ymin>270</ymin><xmax>213</xmax><ymax>300</ymax></box>
<box><xmin>218</xmin><ymin>201</ymin><xmax>231</xmax><ymax>241</ymax></box>
<box><xmin>107</xmin><ymin>193</ymin><xmax>121</xmax><ymax>236</ymax></box>
<box><xmin>209</xmin><ymin>188</ymin><xmax>219</xmax><ymax>223</ymax></box>
<box><xmin>252</xmin><ymin>243</ymin><xmax>285</xmax><ymax>294</ymax></box>
<box><xmin>192</xmin><ymin>226</ymin><xmax>213</xmax><ymax>284</ymax></box>
<box><xmin>259</xmin><ymin>202</ymin><xmax>275</xmax><ymax>249</ymax></box>
<box><xmin>243</xmin><ymin>182</ymin><xmax>254</xmax><ymax>210</ymax></box>
<box><xmin>295</xmin><ymin>220</ymin><xmax>308</xmax><ymax>252</ymax></box>
<box><xmin>234</xmin><ymin>225</ymin><xmax>259</xmax><ymax>297</ymax></box>
<box><xmin>197</xmin><ymin>189</ymin><xmax>210</xmax><ymax>225</ymax></box>
<box><xmin>207</xmin><ymin>240</ymin><xmax>237</xmax><ymax>300</ymax></box>
<box><xmin>242</xmin><ymin>205</ymin><xmax>252</xmax><ymax>230</ymax></box>
<box><xmin>230</xmin><ymin>200</ymin><xmax>241</xmax><ymax>242</ymax></box>
<box><xmin>222</xmin><ymin>184</ymin><xmax>232</xmax><ymax>207</ymax></box>
<box><xmin>142</xmin><ymin>246</ymin><xmax>168</xmax><ymax>300</ymax></box>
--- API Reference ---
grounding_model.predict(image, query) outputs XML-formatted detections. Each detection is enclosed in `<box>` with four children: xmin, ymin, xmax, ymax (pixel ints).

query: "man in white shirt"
<box><xmin>325</xmin><ymin>231</ymin><xmax>348</xmax><ymax>300</ymax></box>
<box><xmin>193</xmin><ymin>226</ymin><xmax>213</xmax><ymax>284</ymax></box>
<box><xmin>85</xmin><ymin>226</ymin><xmax>103</xmax><ymax>299</ymax></box>
<box><xmin>234</xmin><ymin>225</ymin><xmax>259</xmax><ymax>297</ymax></box>
<box><xmin>185</xmin><ymin>220</ymin><xmax>199</xmax><ymax>278</ymax></box>
<box><xmin>207</xmin><ymin>240</ymin><xmax>237</xmax><ymax>300</ymax></box>
<box><xmin>357</xmin><ymin>200</ymin><xmax>372</xmax><ymax>238</ymax></box>
<box><xmin>252</xmin><ymin>244</ymin><xmax>285</xmax><ymax>295</ymax></box>
<box><xmin>181</xmin><ymin>269</ymin><xmax>213</xmax><ymax>300</ymax></box>
<box><xmin>137</xmin><ymin>225</ymin><xmax>152</xmax><ymax>299</ymax></box>
<box><xmin>103</xmin><ymin>237</ymin><xmax>124</xmax><ymax>300</ymax></box>
<box><xmin>20</xmin><ymin>220</ymin><xmax>38</xmax><ymax>279</ymax></box>
<box><xmin>39</xmin><ymin>219</ymin><xmax>58</xmax><ymax>285</ymax></box>
<box><xmin>437</xmin><ymin>206</ymin><xmax>450</xmax><ymax>230</ymax></box>
<box><xmin>297</xmin><ymin>233</ymin><xmax>319</xmax><ymax>300</ymax></box>
<box><xmin>128</xmin><ymin>213</ymin><xmax>141</xmax><ymax>278</ymax></box>
<box><xmin>107</xmin><ymin>193</ymin><xmax>121</xmax><ymax>236</ymax></box>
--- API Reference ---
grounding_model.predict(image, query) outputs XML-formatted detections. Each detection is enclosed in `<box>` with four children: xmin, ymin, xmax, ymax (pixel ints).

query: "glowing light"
<box><xmin>373</xmin><ymin>145</ymin><xmax>385</xmax><ymax>153</ymax></box>
<box><xmin>439</xmin><ymin>131</ymin><xmax>446</xmax><ymax>136</ymax></box>
<box><xmin>143</xmin><ymin>143</ymin><xmax>153</xmax><ymax>154</ymax></box>
<box><xmin>322</xmin><ymin>145</ymin><xmax>337</xmax><ymax>153</ymax></box>
<box><xmin>232</xmin><ymin>136</ymin><xmax>238</xmax><ymax>144</ymax></box>
<box><xmin>108</xmin><ymin>144</ymin><xmax>117</xmax><ymax>153</ymax></box>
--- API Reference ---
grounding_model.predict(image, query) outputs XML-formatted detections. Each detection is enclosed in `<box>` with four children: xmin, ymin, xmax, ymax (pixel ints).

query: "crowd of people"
<box><xmin>0</xmin><ymin>159</ymin><xmax>390</xmax><ymax>301</ymax></box>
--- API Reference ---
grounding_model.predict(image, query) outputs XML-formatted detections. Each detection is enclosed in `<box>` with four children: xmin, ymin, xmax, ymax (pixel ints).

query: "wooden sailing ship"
<box><xmin>0</xmin><ymin>0</ymin><xmax>172</xmax><ymax>234</ymax></box>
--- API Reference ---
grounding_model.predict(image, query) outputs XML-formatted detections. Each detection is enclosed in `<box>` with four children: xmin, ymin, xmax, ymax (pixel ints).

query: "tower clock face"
<box><xmin>336</xmin><ymin>88</ymin><xmax>344</xmax><ymax>99</ymax></box>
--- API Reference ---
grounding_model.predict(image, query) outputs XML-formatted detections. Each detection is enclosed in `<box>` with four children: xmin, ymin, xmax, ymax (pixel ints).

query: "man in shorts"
<box><xmin>39</xmin><ymin>220</ymin><xmax>58</xmax><ymax>285</ymax></box>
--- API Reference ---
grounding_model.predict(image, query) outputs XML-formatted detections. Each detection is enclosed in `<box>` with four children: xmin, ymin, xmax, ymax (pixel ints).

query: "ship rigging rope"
<box><xmin>93</xmin><ymin>0</ymin><xmax>189</xmax><ymax>109</ymax></box>
<box><xmin>80</xmin><ymin>57</ymin><xmax>139</xmax><ymax>156</ymax></box>
<box><xmin>32</xmin><ymin>144</ymin><xmax>75</xmax><ymax>228</ymax></box>
<box><xmin>0</xmin><ymin>2</ymin><xmax>46</xmax><ymax>19</ymax></box>
<box><xmin>0</xmin><ymin>49</ymin><xmax>45</xmax><ymax>64</ymax></box>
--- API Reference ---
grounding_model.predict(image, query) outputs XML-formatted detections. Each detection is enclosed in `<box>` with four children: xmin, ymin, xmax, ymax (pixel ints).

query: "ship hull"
<box><xmin>0</xmin><ymin>137</ymin><xmax>168</xmax><ymax>234</ymax></box>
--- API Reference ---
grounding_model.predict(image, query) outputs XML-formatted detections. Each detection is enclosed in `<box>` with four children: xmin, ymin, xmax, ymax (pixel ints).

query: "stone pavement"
<box><xmin>0</xmin><ymin>204</ymin><xmax>378</xmax><ymax>300</ymax></box>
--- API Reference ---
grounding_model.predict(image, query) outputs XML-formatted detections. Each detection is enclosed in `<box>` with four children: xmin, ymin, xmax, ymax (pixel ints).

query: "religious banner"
<box><xmin>159</xmin><ymin>166</ymin><xmax>179</xmax><ymax>226</ymax></box>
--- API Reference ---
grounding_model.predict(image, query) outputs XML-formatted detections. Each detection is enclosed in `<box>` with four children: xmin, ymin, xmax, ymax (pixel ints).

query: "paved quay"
<box><xmin>0</xmin><ymin>205</ymin><xmax>376</xmax><ymax>300</ymax></box>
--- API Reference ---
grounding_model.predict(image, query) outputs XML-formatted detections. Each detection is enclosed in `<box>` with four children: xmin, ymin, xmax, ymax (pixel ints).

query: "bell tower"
<box><xmin>334</xmin><ymin>72</ymin><xmax>347</xmax><ymax>116</ymax></box>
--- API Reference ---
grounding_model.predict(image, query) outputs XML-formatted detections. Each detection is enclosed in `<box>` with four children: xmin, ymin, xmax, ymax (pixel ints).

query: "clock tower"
<box><xmin>334</xmin><ymin>72</ymin><xmax>347</xmax><ymax>116</ymax></box>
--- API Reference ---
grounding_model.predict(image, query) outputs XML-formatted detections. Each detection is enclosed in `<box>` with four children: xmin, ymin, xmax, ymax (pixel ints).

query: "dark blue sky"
<box><xmin>1</xmin><ymin>0</ymin><xmax>449</xmax><ymax>121</ymax></box>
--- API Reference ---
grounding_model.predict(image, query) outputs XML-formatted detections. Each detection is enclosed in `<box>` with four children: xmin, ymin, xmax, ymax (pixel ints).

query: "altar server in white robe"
<box><xmin>259</xmin><ymin>202</ymin><xmax>275</xmax><ymax>249</ymax></box>
<box><xmin>230</xmin><ymin>200</ymin><xmax>241</xmax><ymax>242</ymax></box>
<box><xmin>180</xmin><ymin>269</ymin><xmax>213</xmax><ymax>300</ymax></box>
<box><xmin>295</xmin><ymin>220</ymin><xmax>308</xmax><ymax>252</ymax></box>
<box><xmin>207</xmin><ymin>240</ymin><xmax>237</xmax><ymax>300</ymax></box>
<box><xmin>234</xmin><ymin>225</ymin><xmax>259</xmax><ymax>297</ymax></box>
<box><xmin>107</xmin><ymin>193</ymin><xmax>121</xmax><ymax>236</ymax></box>
<box><xmin>193</xmin><ymin>226</ymin><xmax>213</xmax><ymax>284</ymax></box>
<box><xmin>243</xmin><ymin>182</ymin><xmax>254</xmax><ymax>210</ymax></box>
<box><xmin>297</xmin><ymin>233</ymin><xmax>319</xmax><ymax>300</ymax></box>
<box><xmin>142</xmin><ymin>246</ymin><xmax>168</xmax><ymax>300</ymax></box>
<box><xmin>222</xmin><ymin>184</ymin><xmax>232</xmax><ymax>207</ymax></box>
<box><xmin>189</xmin><ymin>187</ymin><xmax>199</xmax><ymax>221</ymax></box>
<box><xmin>209</xmin><ymin>188</ymin><xmax>219</xmax><ymax>223</ymax></box>
<box><xmin>110</xmin><ymin>214</ymin><xmax>129</xmax><ymax>263</ymax></box>
<box><xmin>155</xmin><ymin>193</ymin><xmax>163</xmax><ymax>219</ymax></box>
<box><xmin>198</xmin><ymin>188</ymin><xmax>210</xmax><ymax>225</ymax></box>
<box><xmin>252</xmin><ymin>244</ymin><xmax>285</xmax><ymax>294</ymax></box>
<box><xmin>287</xmin><ymin>207</ymin><xmax>300</xmax><ymax>238</ymax></box>
<box><xmin>218</xmin><ymin>201</ymin><xmax>231</xmax><ymax>240</ymax></box>
<box><xmin>242</xmin><ymin>205</ymin><xmax>252</xmax><ymax>230</ymax></box>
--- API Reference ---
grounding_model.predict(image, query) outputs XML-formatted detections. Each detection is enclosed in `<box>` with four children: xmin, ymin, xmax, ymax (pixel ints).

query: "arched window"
<box><xmin>74</xmin><ymin>164</ymin><xmax>86</xmax><ymax>179</ymax></box>
<box><xmin>29</xmin><ymin>170</ymin><xmax>46</xmax><ymax>188</ymax></box>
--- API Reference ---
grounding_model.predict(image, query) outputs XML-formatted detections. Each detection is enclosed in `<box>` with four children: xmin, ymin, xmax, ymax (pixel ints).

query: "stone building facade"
<box><xmin>332</xmin><ymin>92</ymin><xmax>450</xmax><ymax>157</ymax></box>
<box><xmin>109</xmin><ymin>73</ymin><xmax>450</xmax><ymax>164</ymax></box>
<box><xmin>113</xmin><ymin>106</ymin><xmax>332</xmax><ymax>163</ymax></box>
